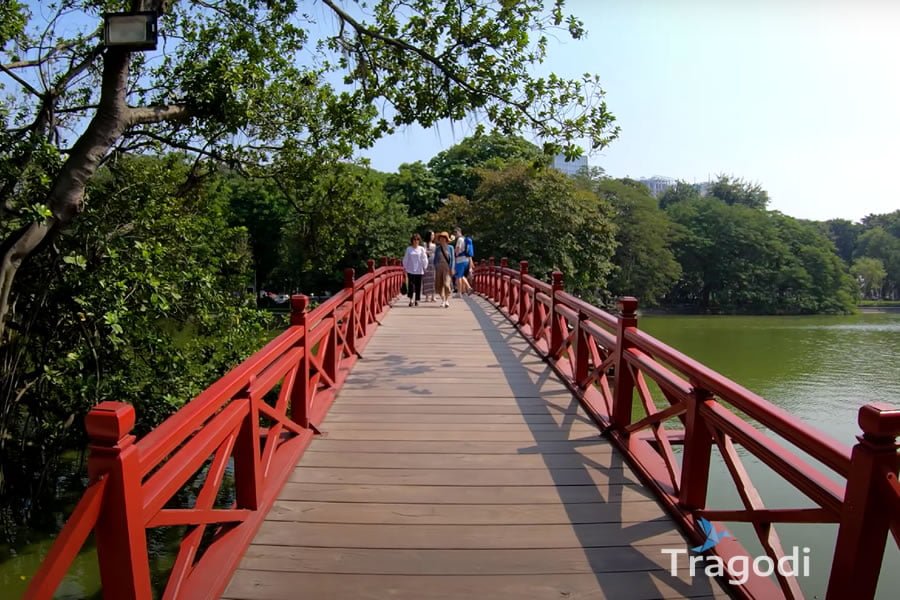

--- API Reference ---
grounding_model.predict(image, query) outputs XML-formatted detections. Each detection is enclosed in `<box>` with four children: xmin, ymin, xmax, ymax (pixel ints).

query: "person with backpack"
<box><xmin>453</xmin><ymin>227</ymin><xmax>473</xmax><ymax>296</ymax></box>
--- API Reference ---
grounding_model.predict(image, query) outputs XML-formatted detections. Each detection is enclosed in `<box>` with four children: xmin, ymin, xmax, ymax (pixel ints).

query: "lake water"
<box><xmin>640</xmin><ymin>310</ymin><xmax>900</xmax><ymax>599</ymax></box>
<box><xmin>3</xmin><ymin>311</ymin><xmax>898</xmax><ymax>598</ymax></box>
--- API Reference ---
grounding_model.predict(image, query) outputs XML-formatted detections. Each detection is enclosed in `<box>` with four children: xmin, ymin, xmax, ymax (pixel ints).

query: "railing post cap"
<box><xmin>520</xmin><ymin>260</ymin><xmax>529</xmax><ymax>271</ymax></box>
<box><xmin>291</xmin><ymin>294</ymin><xmax>309</xmax><ymax>313</ymax></box>
<box><xmin>552</xmin><ymin>271</ymin><xmax>564</xmax><ymax>286</ymax></box>
<box><xmin>380</xmin><ymin>257</ymin><xmax>388</xmax><ymax>266</ymax></box>
<box><xmin>344</xmin><ymin>268</ymin><xmax>355</xmax><ymax>288</ymax></box>
<box><xmin>367</xmin><ymin>259</ymin><xmax>376</xmax><ymax>273</ymax></box>
<box><xmin>500</xmin><ymin>257</ymin><xmax>509</xmax><ymax>266</ymax></box>
<box><xmin>858</xmin><ymin>403</ymin><xmax>900</xmax><ymax>439</ymax></box>
<box><xmin>618</xmin><ymin>296</ymin><xmax>639</xmax><ymax>316</ymax></box>
<box><xmin>85</xmin><ymin>401</ymin><xmax>135</xmax><ymax>444</ymax></box>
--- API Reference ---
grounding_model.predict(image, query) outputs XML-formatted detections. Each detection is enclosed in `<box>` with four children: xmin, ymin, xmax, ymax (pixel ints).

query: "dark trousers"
<box><xmin>407</xmin><ymin>273</ymin><xmax>423</xmax><ymax>301</ymax></box>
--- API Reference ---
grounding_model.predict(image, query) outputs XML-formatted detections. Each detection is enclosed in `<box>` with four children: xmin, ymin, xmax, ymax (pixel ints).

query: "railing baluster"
<box><xmin>86</xmin><ymin>402</ymin><xmax>152</xmax><ymax>600</ymax></box>
<box><xmin>827</xmin><ymin>403</ymin><xmax>900</xmax><ymax>600</ymax></box>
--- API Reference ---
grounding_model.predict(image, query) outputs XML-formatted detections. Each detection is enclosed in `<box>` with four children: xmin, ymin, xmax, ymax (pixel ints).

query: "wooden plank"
<box><xmin>251</xmin><ymin>520</ymin><xmax>686</xmax><ymax>549</ymax></box>
<box><xmin>299</xmin><ymin>452</ymin><xmax>619</xmax><ymax>470</ymax></box>
<box><xmin>326</xmin><ymin>404</ymin><xmax>583</xmax><ymax>415</ymax></box>
<box><xmin>289</xmin><ymin>467</ymin><xmax>642</xmax><ymax>487</ymax></box>
<box><xmin>317</xmin><ymin>421</ymin><xmax>599</xmax><ymax>432</ymax></box>
<box><xmin>238</xmin><ymin>545</ymin><xmax>685</xmax><ymax>574</ymax></box>
<box><xmin>277</xmin><ymin>483</ymin><xmax>658</xmax><ymax>505</ymax></box>
<box><xmin>329</xmin><ymin>396</ymin><xmax>581</xmax><ymax>405</ymax></box>
<box><xmin>266</xmin><ymin>500</ymin><xmax>667</xmax><ymax>525</ymax></box>
<box><xmin>223</xmin><ymin>571</ymin><xmax>731</xmax><ymax>600</ymax></box>
<box><xmin>321</xmin><ymin>413</ymin><xmax>597</xmax><ymax>425</ymax></box>
<box><xmin>306</xmin><ymin>439</ymin><xmax>608</xmax><ymax>454</ymax></box>
<box><xmin>317</xmin><ymin>428</ymin><xmax>600</xmax><ymax>441</ymax></box>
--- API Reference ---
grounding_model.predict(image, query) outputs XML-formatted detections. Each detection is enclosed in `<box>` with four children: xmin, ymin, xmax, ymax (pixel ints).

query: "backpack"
<box><xmin>465</xmin><ymin>237</ymin><xmax>474</xmax><ymax>259</ymax></box>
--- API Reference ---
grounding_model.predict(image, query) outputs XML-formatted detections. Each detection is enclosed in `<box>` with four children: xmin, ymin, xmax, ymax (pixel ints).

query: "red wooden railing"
<box><xmin>25</xmin><ymin>260</ymin><xmax>404</xmax><ymax>600</ymax></box>
<box><xmin>475</xmin><ymin>257</ymin><xmax>900</xmax><ymax>600</ymax></box>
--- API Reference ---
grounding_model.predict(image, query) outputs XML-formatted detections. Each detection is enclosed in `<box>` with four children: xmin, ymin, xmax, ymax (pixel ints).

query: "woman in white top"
<box><xmin>401</xmin><ymin>233</ymin><xmax>429</xmax><ymax>306</ymax></box>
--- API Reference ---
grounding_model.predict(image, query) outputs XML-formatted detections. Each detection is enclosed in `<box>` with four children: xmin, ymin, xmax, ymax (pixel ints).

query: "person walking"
<box><xmin>433</xmin><ymin>231</ymin><xmax>455</xmax><ymax>307</ymax></box>
<box><xmin>421</xmin><ymin>230</ymin><xmax>436</xmax><ymax>302</ymax></box>
<box><xmin>402</xmin><ymin>233</ymin><xmax>428</xmax><ymax>306</ymax></box>
<box><xmin>453</xmin><ymin>227</ymin><xmax>472</xmax><ymax>296</ymax></box>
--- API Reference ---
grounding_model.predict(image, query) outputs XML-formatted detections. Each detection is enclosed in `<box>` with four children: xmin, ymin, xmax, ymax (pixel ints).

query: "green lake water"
<box><xmin>2</xmin><ymin>311</ymin><xmax>899</xmax><ymax>598</ymax></box>
<box><xmin>639</xmin><ymin>309</ymin><xmax>900</xmax><ymax>599</ymax></box>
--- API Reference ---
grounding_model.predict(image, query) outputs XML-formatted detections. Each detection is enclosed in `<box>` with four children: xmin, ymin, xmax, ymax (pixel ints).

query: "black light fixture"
<box><xmin>103</xmin><ymin>11</ymin><xmax>158</xmax><ymax>50</ymax></box>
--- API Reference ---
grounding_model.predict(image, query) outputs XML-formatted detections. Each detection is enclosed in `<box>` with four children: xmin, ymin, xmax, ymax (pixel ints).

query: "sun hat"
<box><xmin>437</xmin><ymin>231</ymin><xmax>450</xmax><ymax>241</ymax></box>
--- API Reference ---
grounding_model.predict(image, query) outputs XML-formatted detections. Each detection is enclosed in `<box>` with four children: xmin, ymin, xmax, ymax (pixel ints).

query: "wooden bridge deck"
<box><xmin>223</xmin><ymin>296</ymin><xmax>730</xmax><ymax>599</ymax></box>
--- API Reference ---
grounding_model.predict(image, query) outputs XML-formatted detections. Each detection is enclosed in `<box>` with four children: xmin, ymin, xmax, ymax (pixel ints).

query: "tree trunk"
<box><xmin>0</xmin><ymin>49</ymin><xmax>132</xmax><ymax>342</ymax></box>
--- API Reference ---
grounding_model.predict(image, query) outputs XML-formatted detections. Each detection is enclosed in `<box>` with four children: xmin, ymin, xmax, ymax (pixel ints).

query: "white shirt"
<box><xmin>402</xmin><ymin>245</ymin><xmax>429</xmax><ymax>275</ymax></box>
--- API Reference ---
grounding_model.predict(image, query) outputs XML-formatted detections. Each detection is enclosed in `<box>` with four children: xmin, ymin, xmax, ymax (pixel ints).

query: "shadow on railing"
<box><xmin>25</xmin><ymin>260</ymin><xmax>404</xmax><ymax>600</ymax></box>
<box><xmin>475</xmin><ymin>257</ymin><xmax>899</xmax><ymax>600</ymax></box>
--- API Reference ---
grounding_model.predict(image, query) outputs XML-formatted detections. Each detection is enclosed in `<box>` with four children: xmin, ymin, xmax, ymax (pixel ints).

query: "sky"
<box><xmin>357</xmin><ymin>0</ymin><xmax>900</xmax><ymax>222</ymax></box>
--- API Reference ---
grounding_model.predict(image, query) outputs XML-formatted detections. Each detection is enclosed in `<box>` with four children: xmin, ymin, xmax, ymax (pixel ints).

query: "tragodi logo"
<box><xmin>662</xmin><ymin>518</ymin><xmax>810</xmax><ymax>585</ymax></box>
<box><xmin>691</xmin><ymin>517</ymin><xmax>731</xmax><ymax>552</ymax></box>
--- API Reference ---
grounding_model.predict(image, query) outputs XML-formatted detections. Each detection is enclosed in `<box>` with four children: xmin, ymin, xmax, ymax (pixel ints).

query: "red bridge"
<box><xmin>24</xmin><ymin>259</ymin><xmax>900</xmax><ymax>599</ymax></box>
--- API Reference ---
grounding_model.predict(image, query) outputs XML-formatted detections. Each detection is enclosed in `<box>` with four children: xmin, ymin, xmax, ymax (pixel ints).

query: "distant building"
<box><xmin>638</xmin><ymin>176</ymin><xmax>676</xmax><ymax>197</ymax></box>
<box><xmin>552</xmin><ymin>153</ymin><xmax>588</xmax><ymax>176</ymax></box>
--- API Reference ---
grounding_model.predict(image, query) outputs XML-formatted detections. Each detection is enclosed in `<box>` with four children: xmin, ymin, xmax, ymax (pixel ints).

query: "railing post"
<box><xmin>290</xmin><ymin>294</ymin><xmax>311</xmax><ymax>428</ymax></box>
<box><xmin>826</xmin><ymin>403</ymin><xmax>900</xmax><ymax>600</ymax></box>
<box><xmin>574</xmin><ymin>310</ymin><xmax>589</xmax><ymax>388</ymax></box>
<box><xmin>345</xmin><ymin>268</ymin><xmax>357</xmax><ymax>355</ymax></box>
<box><xmin>234</xmin><ymin>376</ymin><xmax>262</xmax><ymax>511</ymax></box>
<box><xmin>679</xmin><ymin>387</ymin><xmax>715</xmax><ymax>510</ymax></box>
<box><xmin>518</xmin><ymin>261</ymin><xmax>529</xmax><ymax>326</ymax></box>
<box><xmin>499</xmin><ymin>258</ymin><xmax>509</xmax><ymax>311</ymax></box>
<box><xmin>85</xmin><ymin>402</ymin><xmax>152</xmax><ymax>600</ymax></box>
<box><xmin>489</xmin><ymin>257</ymin><xmax>496</xmax><ymax>301</ymax></box>
<box><xmin>367</xmin><ymin>259</ymin><xmax>377</xmax><ymax>324</ymax></box>
<box><xmin>550</xmin><ymin>271</ymin><xmax>564</xmax><ymax>357</ymax></box>
<box><xmin>612</xmin><ymin>297</ymin><xmax>638</xmax><ymax>430</ymax></box>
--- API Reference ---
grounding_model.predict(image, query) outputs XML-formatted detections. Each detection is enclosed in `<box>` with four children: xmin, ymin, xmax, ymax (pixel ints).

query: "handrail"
<box><xmin>475</xmin><ymin>258</ymin><xmax>900</xmax><ymax>600</ymax></box>
<box><xmin>25</xmin><ymin>261</ymin><xmax>405</xmax><ymax>600</ymax></box>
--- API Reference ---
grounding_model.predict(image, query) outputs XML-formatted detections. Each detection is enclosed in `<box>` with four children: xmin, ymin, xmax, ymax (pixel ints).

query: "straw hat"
<box><xmin>437</xmin><ymin>231</ymin><xmax>450</xmax><ymax>241</ymax></box>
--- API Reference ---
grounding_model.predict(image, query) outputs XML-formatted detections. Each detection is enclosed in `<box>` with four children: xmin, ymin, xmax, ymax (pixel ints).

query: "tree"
<box><xmin>422</xmin><ymin>194</ymin><xmax>473</xmax><ymax>236</ymax></box>
<box><xmin>823</xmin><ymin>218</ymin><xmax>862</xmax><ymax>264</ymax></box>
<box><xmin>708</xmin><ymin>175</ymin><xmax>769</xmax><ymax>209</ymax></box>
<box><xmin>658</xmin><ymin>180</ymin><xmax>701</xmax><ymax>209</ymax></box>
<box><xmin>0</xmin><ymin>154</ymin><xmax>269</xmax><ymax>519</ymax></box>
<box><xmin>272</xmin><ymin>161</ymin><xmax>413</xmax><ymax>294</ymax></box>
<box><xmin>851</xmin><ymin>257</ymin><xmax>887</xmax><ymax>299</ymax></box>
<box><xmin>428</xmin><ymin>132</ymin><xmax>551</xmax><ymax>199</ymax></box>
<box><xmin>854</xmin><ymin>227</ymin><xmax>900</xmax><ymax>299</ymax></box>
<box><xmin>594</xmin><ymin>179</ymin><xmax>680</xmax><ymax>305</ymax></box>
<box><xmin>472</xmin><ymin>162</ymin><xmax>616</xmax><ymax>296</ymax></box>
<box><xmin>0</xmin><ymin>0</ymin><xmax>620</xmax><ymax>341</ymax></box>
<box><xmin>384</xmin><ymin>161</ymin><xmax>441</xmax><ymax>216</ymax></box>
<box><xmin>665</xmin><ymin>198</ymin><xmax>855</xmax><ymax>313</ymax></box>
<box><xmin>224</xmin><ymin>176</ymin><xmax>292</xmax><ymax>291</ymax></box>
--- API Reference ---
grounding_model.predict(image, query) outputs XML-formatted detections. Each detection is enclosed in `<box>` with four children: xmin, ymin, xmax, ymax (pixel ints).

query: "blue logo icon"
<box><xmin>691</xmin><ymin>518</ymin><xmax>731</xmax><ymax>552</ymax></box>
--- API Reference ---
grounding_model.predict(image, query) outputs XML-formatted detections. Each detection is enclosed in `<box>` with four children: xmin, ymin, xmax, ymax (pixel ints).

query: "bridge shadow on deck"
<box><xmin>464</xmin><ymin>296</ymin><xmax>723</xmax><ymax>599</ymax></box>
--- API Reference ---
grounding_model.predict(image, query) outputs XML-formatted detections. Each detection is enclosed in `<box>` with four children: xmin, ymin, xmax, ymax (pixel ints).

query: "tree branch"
<box><xmin>0</xmin><ymin>63</ymin><xmax>44</xmax><ymax>98</ymax></box>
<box><xmin>127</xmin><ymin>104</ymin><xmax>191</xmax><ymax>126</ymax></box>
